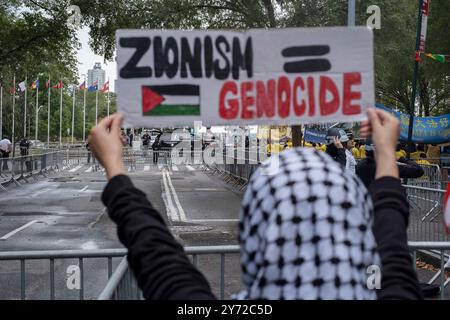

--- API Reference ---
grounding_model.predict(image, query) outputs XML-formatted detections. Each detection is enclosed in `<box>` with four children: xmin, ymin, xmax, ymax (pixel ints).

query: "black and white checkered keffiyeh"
<box><xmin>237</xmin><ymin>148</ymin><xmax>380</xmax><ymax>300</ymax></box>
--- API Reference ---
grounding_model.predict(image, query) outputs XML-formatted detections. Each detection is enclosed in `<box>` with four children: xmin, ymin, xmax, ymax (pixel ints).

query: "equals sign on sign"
<box><xmin>282</xmin><ymin>45</ymin><xmax>331</xmax><ymax>73</ymax></box>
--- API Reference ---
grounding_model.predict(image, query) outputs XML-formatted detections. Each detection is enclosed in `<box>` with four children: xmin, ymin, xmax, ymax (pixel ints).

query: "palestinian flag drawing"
<box><xmin>142</xmin><ymin>85</ymin><xmax>201</xmax><ymax>116</ymax></box>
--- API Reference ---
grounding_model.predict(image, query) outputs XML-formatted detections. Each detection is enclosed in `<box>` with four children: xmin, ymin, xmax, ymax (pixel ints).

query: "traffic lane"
<box><xmin>166</xmin><ymin>169</ymin><xmax>242</xmax><ymax>222</ymax></box>
<box><xmin>0</xmin><ymin>170</ymin><xmax>121</xmax><ymax>251</ymax></box>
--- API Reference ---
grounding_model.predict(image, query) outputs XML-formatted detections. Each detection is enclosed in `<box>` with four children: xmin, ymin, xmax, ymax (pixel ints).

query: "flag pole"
<box><xmin>12</xmin><ymin>75</ymin><xmax>16</xmax><ymax>157</ymax></box>
<box><xmin>407</xmin><ymin>0</ymin><xmax>425</xmax><ymax>159</ymax></box>
<box><xmin>47</xmin><ymin>77</ymin><xmax>51</xmax><ymax>147</ymax></box>
<box><xmin>107</xmin><ymin>78</ymin><xmax>110</xmax><ymax>117</ymax></box>
<box><xmin>24</xmin><ymin>75</ymin><xmax>27</xmax><ymax>138</ymax></box>
<box><xmin>71</xmin><ymin>85</ymin><xmax>76</xmax><ymax>144</ymax></box>
<box><xmin>59</xmin><ymin>79</ymin><xmax>63</xmax><ymax>148</ymax></box>
<box><xmin>35</xmin><ymin>77</ymin><xmax>39</xmax><ymax>141</ymax></box>
<box><xmin>83</xmin><ymin>76</ymin><xmax>86</xmax><ymax>143</ymax></box>
<box><xmin>95</xmin><ymin>78</ymin><xmax>99</xmax><ymax>125</ymax></box>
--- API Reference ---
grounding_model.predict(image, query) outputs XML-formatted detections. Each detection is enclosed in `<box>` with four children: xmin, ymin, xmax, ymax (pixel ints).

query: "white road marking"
<box><xmin>80</xmin><ymin>185</ymin><xmax>89</xmax><ymax>192</ymax></box>
<box><xmin>164</xmin><ymin>169</ymin><xmax>187</xmax><ymax>222</ymax></box>
<box><xmin>186</xmin><ymin>165</ymin><xmax>195</xmax><ymax>171</ymax></box>
<box><xmin>162</xmin><ymin>170</ymin><xmax>180</xmax><ymax>222</ymax></box>
<box><xmin>0</xmin><ymin>220</ymin><xmax>39</xmax><ymax>241</ymax></box>
<box><xmin>158</xmin><ymin>165</ymin><xmax>163</xmax><ymax>170</ymax></box>
<box><xmin>172</xmin><ymin>165</ymin><xmax>179</xmax><ymax>171</ymax></box>
<box><xmin>32</xmin><ymin>188</ymin><xmax>51</xmax><ymax>198</ymax></box>
<box><xmin>69</xmin><ymin>165</ymin><xmax>83</xmax><ymax>173</ymax></box>
<box><xmin>85</xmin><ymin>166</ymin><xmax>93</xmax><ymax>173</ymax></box>
<box><xmin>144</xmin><ymin>166</ymin><xmax>150</xmax><ymax>171</ymax></box>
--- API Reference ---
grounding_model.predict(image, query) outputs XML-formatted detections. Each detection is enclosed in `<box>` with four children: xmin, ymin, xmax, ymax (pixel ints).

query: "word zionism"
<box><xmin>117</xmin><ymin>28</ymin><xmax>374</xmax><ymax>127</ymax></box>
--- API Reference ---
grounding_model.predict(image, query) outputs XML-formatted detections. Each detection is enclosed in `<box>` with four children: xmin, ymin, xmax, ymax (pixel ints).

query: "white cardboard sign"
<box><xmin>116</xmin><ymin>27</ymin><xmax>374</xmax><ymax>127</ymax></box>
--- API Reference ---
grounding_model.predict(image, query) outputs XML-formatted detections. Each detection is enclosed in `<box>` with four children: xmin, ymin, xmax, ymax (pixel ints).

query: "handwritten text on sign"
<box><xmin>116</xmin><ymin>27</ymin><xmax>374</xmax><ymax>127</ymax></box>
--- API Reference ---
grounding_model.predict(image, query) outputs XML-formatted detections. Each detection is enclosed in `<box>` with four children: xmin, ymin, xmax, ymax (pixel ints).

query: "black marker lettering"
<box><xmin>164</xmin><ymin>37</ymin><xmax>179</xmax><ymax>78</ymax></box>
<box><xmin>204</xmin><ymin>36</ymin><xmax>213</xmax><ymax>78</ymax></box>
<box><xmin>180</xmin><ymin>37</ymin><xmax>202</xmax><ymax>78</ymax></box>
<box><xmin>214</xmin><ymin>36</ymin><xmax>230</xmax><ymax>80</ymax></box>
<box><xmin>232</xmin><ymin>37</ymin><xmax>253</xmax><ymax>80</ymax></box>
<box><xmin>154</xmin><ymin>36</ymin><xmax>164</xmax><ymax>78</ymax></box>
<box><xmin>119</xmin><ymin>37</ymin><xmax>151</xmax><ymax>79</ymax></box>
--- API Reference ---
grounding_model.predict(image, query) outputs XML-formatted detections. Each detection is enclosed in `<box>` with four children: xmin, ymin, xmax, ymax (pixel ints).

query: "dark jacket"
<box><xmin>326</xmin><ymin>145</ymin><xmax>347</xmax><ymax>168</ymax></box>
<box><xmin>356</xmin><ymin>157</ymin><xmax>424</xmax><ymax>189</ymax></box>
<box><xmin>102</xmin><ymin>175</ymin><xmax>423</xmax><ymax>300</ymax></box>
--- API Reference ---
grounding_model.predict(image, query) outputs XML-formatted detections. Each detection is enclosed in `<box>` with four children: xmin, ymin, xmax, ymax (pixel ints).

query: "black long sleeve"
<box><xmin>102</xmin><ymin>175</ymin><xmax>216</xmax><ymax>300</ymax></box>
<box><xmin>398</xmin><ymin>157</ymin><xmax>425</xmax><ymax>179</ymax></box>
<box><xmin>335</xmin><ymin>148</ymin><xmax>347</xmax><ymax>167</ymax></box>
<box><xmin>369</xmin><ymin>177</ymin><xmax>423</xmax><ymax>300</ymax></box>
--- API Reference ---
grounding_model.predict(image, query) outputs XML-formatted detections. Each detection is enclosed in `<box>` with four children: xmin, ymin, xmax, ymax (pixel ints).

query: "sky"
<box><xmin>76</xmin><ymin>27</ymin><xmax>117</xmax><ymax>91</ymax></box>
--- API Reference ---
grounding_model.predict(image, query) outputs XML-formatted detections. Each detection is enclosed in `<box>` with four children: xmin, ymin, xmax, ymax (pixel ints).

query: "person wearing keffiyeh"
<box><xmin>236</xmin><ymin>147</ymin><xmax>379</xmax><ymax>300</ymax></box>
<box><xmin>91</xmin><ymin>109</ymin><xmax>423</xmax><ymax>300</ymax></box>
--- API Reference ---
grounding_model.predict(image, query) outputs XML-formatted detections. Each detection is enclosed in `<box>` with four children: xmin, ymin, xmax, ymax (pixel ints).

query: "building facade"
<box><xmin>87</xmin><ymin>62</ymin><xmax>106</xmax><ymax>87</ymax></box>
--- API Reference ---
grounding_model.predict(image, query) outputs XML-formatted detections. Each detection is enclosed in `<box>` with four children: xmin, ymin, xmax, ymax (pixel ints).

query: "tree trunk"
<box><xmin>262</xmin><ymin>0</ymin><xmax>276</xmax><ymax>27</ymax></box>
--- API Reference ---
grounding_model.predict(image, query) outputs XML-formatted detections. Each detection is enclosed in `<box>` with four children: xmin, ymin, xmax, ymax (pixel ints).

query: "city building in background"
<box><xmin>87</xmin><ymin>62</ymin><xmax>105</xmax><ymax>87</ymax></box>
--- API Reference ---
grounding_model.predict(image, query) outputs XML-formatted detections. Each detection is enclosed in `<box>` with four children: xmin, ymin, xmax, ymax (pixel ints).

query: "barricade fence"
<box><xmin>0</xmin><ymin>149</ymin><xmax>90</xmax><ymax>190</ymax></box>
<box><xmin>0</xmin><ymin>244</ymin><xmax>447</xmax><ymax>300</ymax></box>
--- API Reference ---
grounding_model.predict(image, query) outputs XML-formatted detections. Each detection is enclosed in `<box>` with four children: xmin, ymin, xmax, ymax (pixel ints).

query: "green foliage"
<box><xmin>1</xmin><ymin>0</ymin><xmax>449</xmax><ymax>144</ymax></box>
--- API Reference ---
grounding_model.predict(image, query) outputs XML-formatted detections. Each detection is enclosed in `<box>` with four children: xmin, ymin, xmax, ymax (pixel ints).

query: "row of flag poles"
<box><xmin>0</xmin><ymin>76</ymin><xmax>110</xmax><ymax>151</ymax></box>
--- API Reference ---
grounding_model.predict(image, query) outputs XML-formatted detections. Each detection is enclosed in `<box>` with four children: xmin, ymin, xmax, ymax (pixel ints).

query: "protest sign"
<box><xmin>116</xmin><ymin>27</ymin><xmax>374</xmax><ymax>127</ymax></box>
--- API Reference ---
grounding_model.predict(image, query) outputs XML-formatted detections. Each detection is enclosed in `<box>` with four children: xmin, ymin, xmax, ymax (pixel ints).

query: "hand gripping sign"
<box><xmin>116</xmin><ymin>27</ymin><xmax>374</xmax><ymax>127</ymax></box>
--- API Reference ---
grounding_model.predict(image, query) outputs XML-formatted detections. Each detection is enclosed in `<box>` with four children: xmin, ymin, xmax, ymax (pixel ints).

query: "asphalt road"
<box><xmin>0</xmin><ymin>162</ymin><xmax>244</xmax><ymax>300</ymax></box>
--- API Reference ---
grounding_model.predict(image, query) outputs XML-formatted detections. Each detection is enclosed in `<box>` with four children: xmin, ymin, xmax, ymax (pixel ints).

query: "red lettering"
<box><xmin>293</xmin><ymin>77</ymin><xmax>306</xmax><ymax>117</ymax></box>
<box><xmin>307</xmin><ymin>77</ymin><xmax>316</xmax><ymax>116</ymax></box>
<box><xmin>277</xmin><ymin>76</ymin><xmax>290</xmax><ymax>119</ymax></box>
<box><xmin>256</xmin><ymin>80</ymin><xmax>276</xmax><ymax>118</ymax></box>
<box><xmin>241</xmin><ymin>82</ymin><xmax>255</xmax><ymax>119</ymax></box>
<box><xmin>219</xmin><ymin>81</ymin><xmax>239</xmax><ymax>119</ymax></box>
<box><xmin>343</xmin><ymin>72</ymin><xmax>362</xmax><ymax>115</ymax></box>
<box><xmin>319</xmin><ymin>76</ymin><xmax>340</xmax><ymax>116</ymax></box>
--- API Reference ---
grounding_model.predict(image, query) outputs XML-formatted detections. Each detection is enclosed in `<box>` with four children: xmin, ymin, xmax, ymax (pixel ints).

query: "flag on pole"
<box><xmin>426</xmin><ymin>53</ymin><xmax>449</xmax><ymax>63</ymax></box>
<box><xmin>444</xmin><ymin>185</ymin><xmax>450</xmax><ymax>234</ymax></box>
<box><xmin>18</xmin><ymin>81</ymin><xmax>27</xmax><ymax>92</ymax></box>
<box><xmin>11</xmin><ymin>78</ymin><xmax>15</xmax><ymax>95</ymax></box>
<box><xmin>100</xmin><ymin>81</ymin><xmax>109</xmax><ymax>93</ymax></box>
<box><xmin>88</xmin><ymin>81</ymin><xmax>98</xmax><ymax>92</ymax></box>
<box><xmin>46</xmin><ymin>79</ymin><xmax>51</xmax><ymax>89</ymax></box>
<box><xmin>53</xmin><ymin>81</ymin><xmax>63</xmax><ymax>89</ymax></box>
<box><xmin>31</xmin><ymin>79</ymin><xmax>39</xmax><ymax>90</ymax></box>
<box><xmin>79</xmin><ymin>81</ymin><xmax>86</xmax><ymax>91</ymax></box>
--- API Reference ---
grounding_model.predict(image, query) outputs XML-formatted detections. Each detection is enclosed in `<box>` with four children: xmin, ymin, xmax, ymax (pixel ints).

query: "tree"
<box><xmin>43</xmin><ymin>0</ymin><xmax>448</xmax><ymax>148</ymax></box>
<box><xmin>0</xmin><ymin>0</ymin><xmax>80</xmax><ymax>141</ymax></box>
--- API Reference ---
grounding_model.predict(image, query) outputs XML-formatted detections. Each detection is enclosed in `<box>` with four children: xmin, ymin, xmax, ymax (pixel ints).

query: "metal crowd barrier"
<box><xmin>409</xmin><ymin>242</ymin><xmax>450</xmax><ymax>300</ymax></box>
<box><xmin>406</xmin><ymin>163</ymin><xmax>445</xmax><ymax>190</ymax></box>
<box><xmin>0</xmin><ymin>249</ymin><xmax>127</xmax><ymax>300</ymax></box>
<box><xmin>0</xmin><ymin>243</ymin><xmax>448</xmax><ymax>300</ymax></box>
<box><xmin>0</xmin><ymin>149</ymin><xmax>90</xmax><ymax>190</ymax></box>
<box><xmin>98</xmin><ymin>245</ymin><xmax>241</xmax><ymax>300</ymax></box>
<box><xmin>404</xmin><ymin>185</ymin><xmax>449</xmax><ymax>242</ymax></box>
